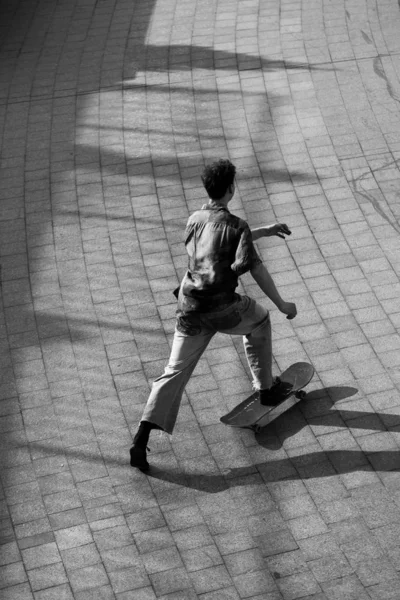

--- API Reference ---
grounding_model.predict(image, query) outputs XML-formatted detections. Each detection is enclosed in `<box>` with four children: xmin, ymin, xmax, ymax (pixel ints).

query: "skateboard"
<box><xmin>220</xmin><ymin>362</ymin><xmax>315</xmax><ymax>433</ymax></box>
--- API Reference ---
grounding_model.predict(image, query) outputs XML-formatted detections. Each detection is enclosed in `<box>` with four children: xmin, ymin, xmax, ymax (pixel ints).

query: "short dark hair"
<box><xmin>201</xmin><ymin>159</ymin><xmax>236</xmax><ymax>200</ymax></box>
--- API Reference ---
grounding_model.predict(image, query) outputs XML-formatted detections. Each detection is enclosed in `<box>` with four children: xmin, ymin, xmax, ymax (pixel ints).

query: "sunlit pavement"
<box><xmin>2</xmin><ymin>0</ymin><xmax>400</xmax><ymax>598</ymax></box>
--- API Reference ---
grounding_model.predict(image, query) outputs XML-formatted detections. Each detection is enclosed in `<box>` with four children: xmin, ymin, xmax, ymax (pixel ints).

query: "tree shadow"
<box><xmin>11</xmin><ymin>307</ymin><xmax>174</xmax><ymax>347</ymax></box>
<box><xmin>127</xmin><ymin>44</ymin><xmax>336</xmax><ymax>76</ymax></box>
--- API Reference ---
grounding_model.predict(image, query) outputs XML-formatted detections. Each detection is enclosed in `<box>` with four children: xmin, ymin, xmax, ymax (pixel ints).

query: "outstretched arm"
<box><xmin>250</xmin><ymin>262</ymin><xmax>297</xmax><ymax>319</ymax></box>
<box><xmin>251</xmin><ymin>223</ymin><xmax>292</xmax><ymax>241</ymax></box>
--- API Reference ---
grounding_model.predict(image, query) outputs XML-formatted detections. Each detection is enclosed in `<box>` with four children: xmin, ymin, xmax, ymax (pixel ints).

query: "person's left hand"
<box><xmin>266</xmin><ymin>223</ymin><xmax>292</xmax><ymax>239</ymax></box>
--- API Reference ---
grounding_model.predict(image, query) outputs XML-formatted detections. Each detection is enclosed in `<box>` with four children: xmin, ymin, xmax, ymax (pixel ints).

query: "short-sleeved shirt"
<box><xmin>177</xmin><ymin>202</ymin><xmax>262</xmax><ymax>313</ymax></box>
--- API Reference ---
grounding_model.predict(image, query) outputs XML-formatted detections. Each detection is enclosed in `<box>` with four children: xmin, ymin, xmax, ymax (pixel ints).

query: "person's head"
<box><xmin>201</xmin><ymin>159</ymin><xmax>236</xmax><ymax>201</ymax></box>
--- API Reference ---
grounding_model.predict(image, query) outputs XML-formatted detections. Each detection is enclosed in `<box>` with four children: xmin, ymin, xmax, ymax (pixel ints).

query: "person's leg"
<box><xmin>242</xmin><ymin>310</ymin><xmax>273</xmax><ymax>391</ymax></box>
<box><xmin>218</xmin><ymin>296</ymin><xmax>293</xmax><ymax>405</ymax></box>
<box><xmin>140</xmin><ymin>327</ymin><xmax>214</xmax><ymax>433</ymax></box>
<box><xmin>130</xmin><ymin>321</ymin><xmax>214</xmax><ymax>469</ymax></box>
<box><xmin>209</xmin><ymin>295</ymin><xmax>273</xmax><ymax>391</ymax></box>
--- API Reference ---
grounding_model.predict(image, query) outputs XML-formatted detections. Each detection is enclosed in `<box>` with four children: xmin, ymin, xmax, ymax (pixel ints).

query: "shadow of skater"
<box><xmin>23</xmin><ymin>376</ymin><xmax>400</xmax><ymax>495</ymax></box>
<box><xmin>255</xmin><ymin>385</ymin><xmax>359</xmax><ymax>450</ymax></box>
<box><xmin>147</xmin><ymin>447</ymin><xmax>400</xmax><ymax>494</ymax></box>
<box><xmin>147</xmin><ymin>385</ymin><xmax>400</xmax><ymax>492</ymax></box>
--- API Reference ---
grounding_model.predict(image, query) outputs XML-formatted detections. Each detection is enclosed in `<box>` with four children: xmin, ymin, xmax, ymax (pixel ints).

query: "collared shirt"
<box><xmin>177</xmin><ymin>202</ymin><xmax>262</xmax><ymax>313</ymax></box>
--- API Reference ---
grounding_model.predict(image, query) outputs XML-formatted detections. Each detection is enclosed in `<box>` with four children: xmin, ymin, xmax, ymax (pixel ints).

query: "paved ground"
<box><xmin>2</xmin><ymin>0</ymin><xmax>400</xmax><ymax>598</ymax></box>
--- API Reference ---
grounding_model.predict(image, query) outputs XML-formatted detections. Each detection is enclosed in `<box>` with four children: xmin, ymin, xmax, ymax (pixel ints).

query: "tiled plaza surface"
<box><xmin>1</xmin><ymin>0</ymin><xmax>400</xmax><ymax>598</ymax></box>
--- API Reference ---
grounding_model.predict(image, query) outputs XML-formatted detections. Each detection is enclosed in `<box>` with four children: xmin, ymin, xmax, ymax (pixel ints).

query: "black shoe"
<box><xmin>259</xmin><ymin>377</ymin><xmax>293</xmax><ymax>406</ymax></box>
<box><xmin>130</xmin><ymin>445</ymin><xmax>150</xmax><ymax>471</ymax></box>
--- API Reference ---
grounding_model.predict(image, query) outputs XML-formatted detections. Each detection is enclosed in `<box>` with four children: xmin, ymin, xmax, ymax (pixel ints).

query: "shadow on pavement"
<box><xmin>18</xmin><ymin>383</ymin><xmax>393</xmax><ymax>493</ymax></box>
<box><xmin>11</xmin><ymin>369</ymin><xmax>400</xmax><ymax>497</ymax></box>
<box><xmin>145</xmin><ymin>385</ymin><xmax>400</xmax><ymax>492</ymax></box>
<box><xmin>125</xmin><ymin>44</ymin><xmax>336</xmax><ymax>74</ymax></box>
<box><xmin>147</xmin><ymin>447</ymin><xmax>400</xmax><ymax>494</ymax></box>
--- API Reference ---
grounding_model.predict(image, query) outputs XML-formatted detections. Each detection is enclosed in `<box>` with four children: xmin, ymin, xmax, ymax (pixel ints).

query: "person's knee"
<box><xmin>248</xmin><ymin>314</ymin><xmax>270</xmax><ymax>337</ymax></box>
<box><xmin>162</xmin><ymin>364</ymin><xmax>182</xmax><ymax>376</ymax></box>
<box><xmin>164</xmin><ymin>360</ymin><xmax>196</xmax><ymax>376</ymax></box>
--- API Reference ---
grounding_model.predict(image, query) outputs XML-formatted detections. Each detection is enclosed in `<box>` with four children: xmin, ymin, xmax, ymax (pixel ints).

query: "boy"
<box><xmin>130</xmin><ymin>159</ymin><xmax>297</xmax><ymax>471</ymax></box>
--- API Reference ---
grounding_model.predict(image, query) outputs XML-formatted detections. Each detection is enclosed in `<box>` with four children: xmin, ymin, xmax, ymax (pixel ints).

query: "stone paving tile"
<box><xmin>33</xmin><ymin>584</ymin><xmax>74</xmax><ymax>600</ymax></box>
<box><xmin>27</xmin><ymin>562</ymin><xmax>69</xmax><ymax>593</ymax></box>
<box><xmin>2</xmin><ymin>0</ymin><xmax>400</xmax><ymax>599</ymax></box>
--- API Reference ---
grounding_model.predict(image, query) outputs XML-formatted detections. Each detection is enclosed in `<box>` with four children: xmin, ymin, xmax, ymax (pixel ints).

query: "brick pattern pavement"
<box><xmin>2</xmin><ymin>0</ymin><xmax>400</xmax><ymax>598</ymax></box>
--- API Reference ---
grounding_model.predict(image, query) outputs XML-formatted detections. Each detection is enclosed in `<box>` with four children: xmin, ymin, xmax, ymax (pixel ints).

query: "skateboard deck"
<box><xmin>220</xmin><ymin>362</ymin><xmax>314</xmax><ymax>433</ymax></box>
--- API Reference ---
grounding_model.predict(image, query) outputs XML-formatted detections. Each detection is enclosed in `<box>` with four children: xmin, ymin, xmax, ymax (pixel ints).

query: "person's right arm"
<box><xmin>250</xmin><ymin>262</ymin><xmax>297</xmax><ymax>319</ymax></box>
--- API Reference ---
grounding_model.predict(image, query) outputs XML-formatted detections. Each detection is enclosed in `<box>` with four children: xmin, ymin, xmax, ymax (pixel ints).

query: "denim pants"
<box><xmin>140</xmin><ymin>294</ymin><xmax>272</xmax><ymax>434</ymax></box>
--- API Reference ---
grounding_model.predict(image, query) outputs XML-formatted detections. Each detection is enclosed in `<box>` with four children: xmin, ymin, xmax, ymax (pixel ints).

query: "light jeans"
<box><xmin>140</xmin><ymin>294</ymin><xmax>272</xmax><ymax>434</ymax></box>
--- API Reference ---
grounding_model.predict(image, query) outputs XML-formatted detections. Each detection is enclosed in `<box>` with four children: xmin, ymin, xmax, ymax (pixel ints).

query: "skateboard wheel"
<box><xmin>295</xmin><ymin>390</ymin><xmax>307</xmax><ymax>400</ymax></box>
<box><xmin>252</xmin><ymin>424</ymin><xmax>262</xmax><ymax>434</ymax></box>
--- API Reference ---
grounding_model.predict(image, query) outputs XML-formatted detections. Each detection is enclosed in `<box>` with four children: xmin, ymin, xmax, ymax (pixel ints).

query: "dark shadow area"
<box><xmin>128</xmin><ymin>44</ymin><xmax>336</xmax><ymax>75</ymax></box>
<box><xmin>254</xmin><ymin>385</ymin><xmax>357</xmax><ymax>446</ymax></box>
<box><xmin>147</xmin><ymin>449</ymin><xmax>400</xmax><ymax>493</ymax></box>
<box><xmin>12</xmin><ymin>308</ymin><xmax>172</xmax><ymax>345</ymax></box>
<box><xmin>0</xmin><ymin>0</ymin><xmax>40</xmax><ymax>52</ymax></box>
<box><xmin>306</xmin><ymin>386</ymin><xmax>359</xmax><ymax>403</ymax></box>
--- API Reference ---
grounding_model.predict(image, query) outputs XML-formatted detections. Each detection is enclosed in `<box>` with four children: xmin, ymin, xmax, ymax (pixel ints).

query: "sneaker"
<box><xmin>259</xmin><ymin>377</ymin><xmax>293</xmax><ymax>406</ymax></box>
<box><xmin>130</xmin><ymin>444</ymin><xmax>150</xmax><ymax>471</ymax></box>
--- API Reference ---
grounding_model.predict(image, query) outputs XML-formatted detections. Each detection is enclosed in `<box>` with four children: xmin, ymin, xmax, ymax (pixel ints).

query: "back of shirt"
<box><xmin>178</xmin><ymin>204</ymin><xmax>261</xmax><ymax>313</ymax></box>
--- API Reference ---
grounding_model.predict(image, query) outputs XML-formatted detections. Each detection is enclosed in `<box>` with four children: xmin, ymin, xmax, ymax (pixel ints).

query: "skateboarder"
<box><xmin>130</xmin><ymin>158</ymin><xmax>297</xmax><ymax>471</ymax></box>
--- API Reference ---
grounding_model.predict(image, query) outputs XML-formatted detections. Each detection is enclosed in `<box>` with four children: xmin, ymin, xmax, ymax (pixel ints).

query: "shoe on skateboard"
<box><xmin>259</xmin><ymin>377</ymin><xmax>295</xmax><ymax>406</ymax></box>
<box><xmin>220</xmin><ymin>362</ymin><xmax>314</xmax><ymax>433</ymax></box>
